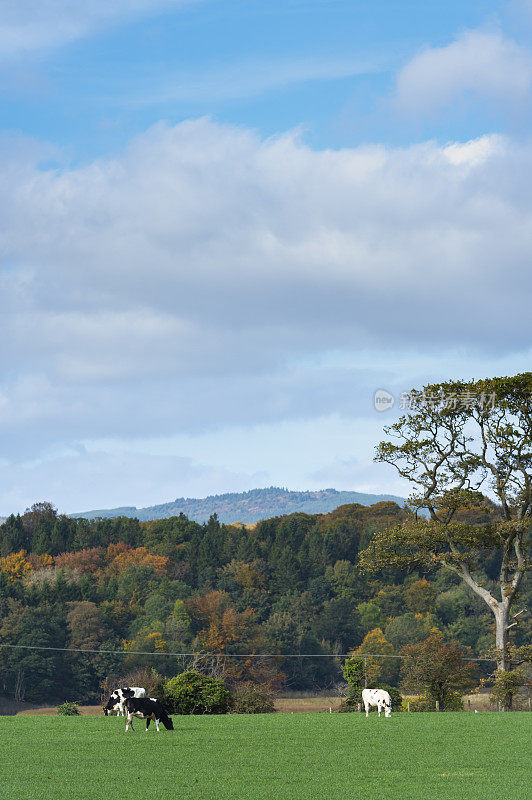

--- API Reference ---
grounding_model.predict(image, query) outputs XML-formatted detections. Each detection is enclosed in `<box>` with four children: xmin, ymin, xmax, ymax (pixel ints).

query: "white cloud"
<box><xmin>0</xmin><ymin>118</ymin><xmax>531</xmax><ymax>476</ymax></box>
<box><xmin>0</xmin><ymin>0</ymin><xmax>195</xmax><ymax>57</ymax></box>
<box><xmin>395</xmin><ymin>29</ymin><xmax>532</xmax><ymax>115</ymax></box>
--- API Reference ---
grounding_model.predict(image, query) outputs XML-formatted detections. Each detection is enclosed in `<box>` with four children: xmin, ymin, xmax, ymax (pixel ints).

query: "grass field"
<box><xmin>2</xmin><ymin>713</ymin><xmax>530</xmax><ymax>800</ymax></box>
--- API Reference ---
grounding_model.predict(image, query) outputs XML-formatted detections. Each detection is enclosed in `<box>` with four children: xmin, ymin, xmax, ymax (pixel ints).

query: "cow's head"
<box><xmin>103</xmin><ymin>696</ymin><xmax>120</xmax><ymax>716</ymax></box>
<box><xmin>384</xmin><ymin>701</ymin><xmax>392</xmax><ymax>717</ymax></box>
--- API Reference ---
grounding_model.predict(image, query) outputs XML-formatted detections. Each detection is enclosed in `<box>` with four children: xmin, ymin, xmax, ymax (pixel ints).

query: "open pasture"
<box><xmin>2</xmin><ymin>712</ymin><xmax>530</xmax><ymax>800</ymax></box>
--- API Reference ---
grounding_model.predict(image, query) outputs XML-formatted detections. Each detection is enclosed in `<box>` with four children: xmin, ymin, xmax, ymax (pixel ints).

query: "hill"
<box><xmin>71</xmin><ymin>486</ymin><xmax>405</xmax><ymax>523</ymax></box>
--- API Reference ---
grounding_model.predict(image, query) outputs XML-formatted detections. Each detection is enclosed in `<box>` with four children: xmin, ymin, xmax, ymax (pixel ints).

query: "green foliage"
<box><xmin>356</xmin><ymin>601</ymin><xmax>385</xmax><ymax>634</ymax></box>
<box><xmin>57</xmin><ymin>702</ymin><xmax>80</xmax><ymax>716</ymax></box>
<box><xmin>401</xmin><ymin>634</ymin><xmax>475</xmax><ymax>707</ymax></box>
<box><xmin>404</xmin><ymin>579</ymin><xmax>437</xmax><ymax>614</ymax></box>
<box><xmin>163</xmin><ymin>671</ymin><xmax>233</xmax><ymax>715</ymax></box>
<box><xmin>363</xmin><ymin>373</ymin><xmax>531</xmax><ymax>706</ymax></box>
<box><xmin>402</xmin><ymin>694</ymin><xmax>432</xmax><ymax>712</ymax></box>
<box><xmin>403</xmin><ymin>691</ymin><xmax>463</xmax><ymax>712</ymax></box>
<box><xmin>232</xmin><ymin>682</ymin><xmax>276</xmax><ymax>714</ymax></box>
<box><xmin>488</xmin><ymin>669</ymin><xmax>529</xmax><ymax>708</ymax></box>
<box><xmin>0</xmin><ymin>496</ymin><xmax>503</xmax><ymax>703</ymax></box>
<box><xmin>342</xmin><ymin>657</ymin><xmax>364</xmax><ymax>692</ymax></box>
<box><xmin>385</xmin><ymin>613</ymin><xmax>431</xmax><ymax>650</ymax></box>
<box><xmin>375</xmin><ymin>684</ymin><xmax>403</xmax><ymax>712</ymax></box>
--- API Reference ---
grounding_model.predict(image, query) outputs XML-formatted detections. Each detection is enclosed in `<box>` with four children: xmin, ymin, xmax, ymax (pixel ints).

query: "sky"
<box><xmin>1</xmin><ymin>0</ymin><xmax>532</xmax><ymax>514</ymax></box>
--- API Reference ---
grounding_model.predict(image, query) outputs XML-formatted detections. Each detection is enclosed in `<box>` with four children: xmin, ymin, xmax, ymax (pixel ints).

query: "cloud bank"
<box><xmin>1</xmin><ymin>119</ymin><xmax>531</xmax><ymax>509</ymax></box>
<box><xmin>1</xmin><ymin>121</ymin><xmax>531</xmax><ymax>447</ymax></box>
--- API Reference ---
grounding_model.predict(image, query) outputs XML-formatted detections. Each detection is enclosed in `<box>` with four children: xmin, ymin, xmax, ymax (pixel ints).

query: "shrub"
<box><xmin>444</xmin><ymin>691</ymin><xmax>464</xmax><ymax>711</ymax></box>
<box><xmin>403</xmin><ymin>695</ymin><xmax>426</xmax><ymax>712</ymax></box>
<box><xmin>402</xmin><ymin>691</ymin><xmax>463</xmax><ymax>711</ymax></box>
<box><xmin>337</xmin><ymin>693</ymin><xmax>360</xmax><ymax>712</ymax></box>
<box><xmin>163</xmin><ymin>671</ymin><xmax>233</xmax><ymax>715</ymax></box>
<box><xmin>338</xmin><ymin>684</ymin><xmax>402</xmax><ymax>712</ymax></box>
<box><xmin>57</xmin><ymin>702</ymin><xmax>80</xmax><ymax>716</ymax></box>
<box><xmin>232</xmin><ymin>682</ymin><xmax>275</xmax><ymax>714</ymax></box>
<box><xmin>376</xmin><ymin>684</ymin><xmax>403</xmax><ymax>712</ymax></box>
<box><xmin>100</xmin><ymin>668</ymin><xmax>165</xmax><ymax>704</ymax></box>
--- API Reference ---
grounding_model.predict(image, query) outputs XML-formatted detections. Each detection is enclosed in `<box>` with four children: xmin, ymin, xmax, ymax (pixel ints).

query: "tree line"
<box><xmin>1</xmin><ymin>373</ymin><xmax>529</xmax><ymax>710</ymax></box>
<box><xmin>0</xmin><ymin>498</ymin><xmax>526</xmax><ymax>706</ymax></box>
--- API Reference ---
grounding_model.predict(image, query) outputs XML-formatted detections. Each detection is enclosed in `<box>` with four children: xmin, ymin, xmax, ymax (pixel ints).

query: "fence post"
<box><xmin>468</xmin><ymin>699</ymin><xmax>471</xmax><ymax>712</ymax></box>
<box><xmin>407</xmin><ymin>701</ymin><xmax>410</xmax><ymax>712</ymax></box>
<box><xmin>435</xmin><ymin>700</ymin><xmax>439</xmax><ymax>712</ymax></box>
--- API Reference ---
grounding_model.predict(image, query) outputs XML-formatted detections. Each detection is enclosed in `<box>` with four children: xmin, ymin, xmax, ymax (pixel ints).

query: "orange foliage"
<box><xmin>106</xmin><ymin>542</ymin><xmax>131</xmax><ymax>561</ymax></box>
<box><xmin>108</xmin><ymin>546</ymin><xmax>169</xmax><ymax>578</ymax></box>
<box><xmin>54</xmin><ymin>547</ymin><xmax>105</xmax><ymax>575</ymax></box>
<box><xmin>0</xmin><ymin>550</ymin><xmax>32</xmax><ymax>582</ymax></box>
<box><xmin>198</xmin><ymin>607</ymin><xmax>257</xmax><ymax>654</ymax></box>
<box><xmin>185</xmin><ymin>590</ymin><xmax>233</xmax><ymax>629</ymax></box>
<box><xmin>26</xmin><ymin>553</ymin><xmax>53</xmax><ymax>569</ymax></box>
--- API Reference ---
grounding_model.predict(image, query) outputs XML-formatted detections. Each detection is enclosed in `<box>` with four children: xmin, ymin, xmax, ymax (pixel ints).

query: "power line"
<box><xmin>0</xmin><ymin>643</ymin><xmax>497</xmax><ymax>662</ymax></box>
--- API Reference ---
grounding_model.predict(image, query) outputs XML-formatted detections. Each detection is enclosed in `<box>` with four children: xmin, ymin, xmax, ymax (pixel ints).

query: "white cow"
<box><xmin>103</xmin><ymin>686</ymin><xmax>146</xmax><ymax>717</ymax></box>
<box><xmin>362</xmin><ymin>688</ymin><xmax>392</xmax><ymax>717</ymax></box>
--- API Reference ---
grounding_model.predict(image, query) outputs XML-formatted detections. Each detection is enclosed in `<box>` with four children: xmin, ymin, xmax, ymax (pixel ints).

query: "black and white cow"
<box><xmin>103</xmin><ymin>686</ymin><xmax>146</xmax><ymax>717</ymax></box>
<box><xmin>362</xmin><ymin>688</ymin><xmax>392</xmax><ymax>718</ymax></box>
<box><xmin>124</xmin><ymin>697</ymin><xmax>174</xmax><ymax>732</ymax></box>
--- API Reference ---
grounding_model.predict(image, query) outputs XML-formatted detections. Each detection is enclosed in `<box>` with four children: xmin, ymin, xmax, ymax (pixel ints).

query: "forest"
<box><xmin>0</xmin><ymin>499</ymin><xmax>528</xmax><ymax>704</ymax></box>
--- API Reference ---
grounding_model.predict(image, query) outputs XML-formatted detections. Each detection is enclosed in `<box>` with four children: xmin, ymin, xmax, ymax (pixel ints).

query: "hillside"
<box><xmin>71</xmin><ymin>486</ymin><xmax>405</xmax><ymax>523</ymax></box>
<box><xmin>0</xmin><ymin>498</ymin><xmax>504</xmax><ymax>706</ymax></box>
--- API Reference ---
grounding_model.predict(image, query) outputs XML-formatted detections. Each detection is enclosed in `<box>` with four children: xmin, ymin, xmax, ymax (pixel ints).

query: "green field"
<box><xmin>2</xmin><ymin>713</ymin><xmax>530</xmax><ymax>800</ymax></box>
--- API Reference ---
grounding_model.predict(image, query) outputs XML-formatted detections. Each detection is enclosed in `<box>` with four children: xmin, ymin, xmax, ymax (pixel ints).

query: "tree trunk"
<box><xmin>494</xmin><ymin>601</ymin><xmax>512</xmax><ymax>711</ymax></box>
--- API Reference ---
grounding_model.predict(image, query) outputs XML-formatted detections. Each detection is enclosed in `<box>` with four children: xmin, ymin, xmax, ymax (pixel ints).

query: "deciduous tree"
<box><xmin>360</xmin><ymin>374</ymin><xmax>531</xmax><ymax>709</ymax></box>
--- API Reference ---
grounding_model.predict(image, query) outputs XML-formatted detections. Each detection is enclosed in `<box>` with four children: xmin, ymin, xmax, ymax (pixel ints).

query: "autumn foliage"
<box><xmin>0</xmin><ymin>550</ymin><xmax>32</xmax><ymax>582</ymax></box>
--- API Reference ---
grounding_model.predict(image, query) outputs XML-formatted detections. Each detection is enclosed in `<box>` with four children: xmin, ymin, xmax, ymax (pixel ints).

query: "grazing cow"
<box><xmin>362</xmin><ymin>688</ymin><xmax>392</xmax><ymax>718</ymax></box>
<box><xmin>103</xmin><ymin>686</ymin><xmax>146</xmax><ymax>716</ymax></box>
<box><xmin>124</xmin><ymin>697</ymin><xmax>174</xmax><ymax>732</ymax></box>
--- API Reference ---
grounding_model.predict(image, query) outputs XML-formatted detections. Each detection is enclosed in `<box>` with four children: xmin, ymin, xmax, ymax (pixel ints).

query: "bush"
<box><xmin>443</xmin><ymin>691</ymin><xmax>464</xmax><ymax>711</ymax></box>
<box><xmin>338</xmin><ymin>684</ymin><xmax>402</xmax><ymax>712</ymax></box>
<box><xmin>402</xmin><ymin>695</ymin><xmax>431</xmax><ymax>712</ymax></box>
<box><xmin>232</xmin><ymin>682</ymin><xmax>276</xmax><ymax>714</ymax></box>
<box><xmin>337</xmin><ymin>694</ymin><xmax>360</xmax><ymax>712</ymax></box>
<box><xmin>57</xmin><ymin>702</ymin><xmax>80</xmax><ymax>716</ymax></box>
<box><xmin>377</xmin><ymin>684</ymin><xmax>403</xmax><ymax>712</ymax></box>
<box><xmin>402</xmin><ymin>692</ymin><xmax>463</xmax><ymax>711</ymax></box>
<box><xmin>100</xmin><ymin>668</ymin><xmax>165</xmax><ymax>704</ymax></box>
<box><xmin>163</xmin><ymin>671</ymin><xmax>233</xmax><ymax>715</ymax></box>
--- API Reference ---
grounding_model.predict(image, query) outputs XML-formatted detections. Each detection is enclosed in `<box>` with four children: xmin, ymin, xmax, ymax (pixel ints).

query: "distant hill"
<box><xmin>71</xmin><ymin>486</ymin><xmax>405</xmax><ymax>524</ymax></box>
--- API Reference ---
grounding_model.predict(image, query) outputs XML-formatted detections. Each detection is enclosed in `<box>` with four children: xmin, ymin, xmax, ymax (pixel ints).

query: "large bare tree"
<box><xmin>359</xmin><ymin>374</ymin><xmax>531</xmax><ymax>709</ymax></box>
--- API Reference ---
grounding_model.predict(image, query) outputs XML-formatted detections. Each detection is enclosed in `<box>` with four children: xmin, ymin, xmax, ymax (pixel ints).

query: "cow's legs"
<box><xmin>119</xmin><ymin>699</ymin><xmax>125</xmax><ymax>717</ymax></box>
<box><xmin>145</xmin><ymin>718</ymin><xmax>150</xmax><ymax>731</ymax></box>
<box><xmin>364</xmin><ymin>701</ymin><xmax>369</xmax><ymax>717</ymax></box>
<box><xmin>125</xmin><ymin>712</ymin><xmax>135</xmax><ymax>732</ymax></box>
<box><xmin>377</xmin><ymin>702</ymin><xmax>382</xmax><ymax>717</ymax></box>
<box><xmin>155</xmin><ymin>716</ymin><xmax>160</xmax><ymax>732</ymax></box>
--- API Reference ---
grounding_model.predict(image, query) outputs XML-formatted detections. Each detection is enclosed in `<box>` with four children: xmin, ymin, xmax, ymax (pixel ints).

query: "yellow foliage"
<box><xmin>26</xmin><ymin>553</ymin><xmax>53</xmax><ymax>569</ymax></box>
<box><xmin>350</xmin><ymin>627</ymin><xmax>394</xmax><ymax>684</ymax></box>
<box><xmin>108</xmin><ymin>546</ymin><xmax>169</xmax><ymax>577</ymax></box>
<box><xmin>147</xmin><ymin>631</ymin><xmax>167</xmax><ymax>652</ymax></box>
<box><xmin>0</xmin><ymin>550</ymin><xmax>32</xmax><ymax>582</ymax></box>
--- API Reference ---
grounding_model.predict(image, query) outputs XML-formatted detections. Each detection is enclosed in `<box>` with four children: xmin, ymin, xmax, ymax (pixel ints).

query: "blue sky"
<box><xmin>1</xmin><ymin>0</ymin><xmax>531</xmax><ymax>513</ymax></box>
